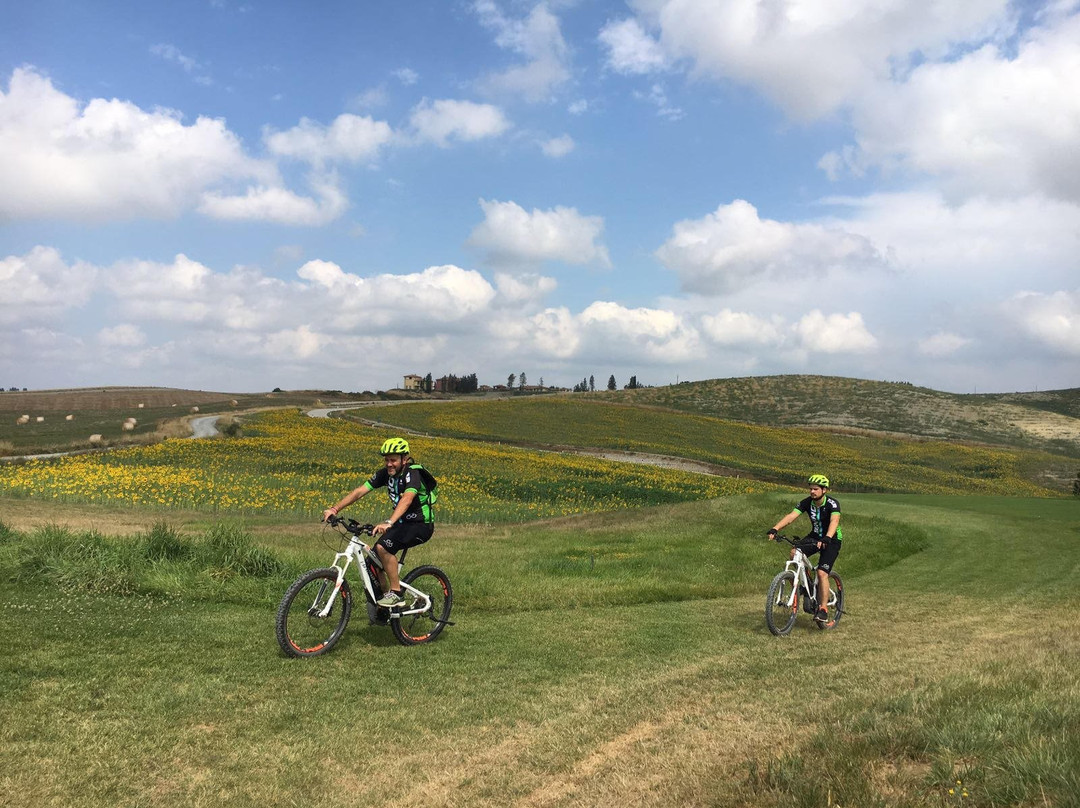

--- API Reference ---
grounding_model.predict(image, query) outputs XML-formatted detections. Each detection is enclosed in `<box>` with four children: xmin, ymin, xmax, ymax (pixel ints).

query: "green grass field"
<box><xmin>3</xmin><ymin>493</ymin><xmax>1078</xmax><ymax>807</ymax></box>
<box><xmin>345</xmin><ymin>397</ymin><xmax>1077</xmax><ymax>496</ymax></box>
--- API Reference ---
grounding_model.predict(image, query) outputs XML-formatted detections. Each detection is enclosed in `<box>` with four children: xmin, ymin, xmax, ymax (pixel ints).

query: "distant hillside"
<box><xmin>609</xmin><ymin>376</ymin><xmax>1080</xmax><ymax>455</ymax></box>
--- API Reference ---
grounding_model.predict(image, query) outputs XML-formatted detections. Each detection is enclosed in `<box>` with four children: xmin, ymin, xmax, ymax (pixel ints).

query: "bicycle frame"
<box><xmin>315</xmin><ymin>531</ymin><xmax>433</xmax><ymax>621</ymax></box>
<box><xmin>782</xmin><ymin>546</ymin><xmax>818</xmax><ymax>608</ymax></box>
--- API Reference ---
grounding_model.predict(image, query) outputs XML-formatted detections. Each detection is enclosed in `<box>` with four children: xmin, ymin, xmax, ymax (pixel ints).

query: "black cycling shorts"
<box><xmin>801</xmin><ymin>534</ymin><xmax>841</xmax><ymax>573</ymax></box>
<box><xmin>376</xmin><ymin>521</ymin><xmax>434</xmax><ymax>555</ymax></box>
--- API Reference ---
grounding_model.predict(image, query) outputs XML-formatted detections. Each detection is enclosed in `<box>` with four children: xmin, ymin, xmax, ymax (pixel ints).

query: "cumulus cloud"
<box><xmin>197</xmin><ymin>173</ymin><xmax>349</xmax><ymax>226</ymax></box>
<box><xmin>501</xmin><ymin>301</ymin><xmax>700</xmax><ymax>363</ymax></box>
<box><xmin>700</xmin><ymin>309</ymin><xmax>783</xmax><ymax>346</ymax></box>
<box><xmin>494</xmin><ymin>272</ymin><xmax>558</xmax><ymax>305</ymax></box>
<box><xmin>793</xmin><ymin>310</ymin><xmax>878</xmax><ymax>354</ymax></box>
<box><xmin>656</xmin><ymin>200</ymin><xmax>891</xmax><ymax>295</ymax></box>
<box><xmin>824</xmin><ymin>13</ymin><xmax>1080</xmax><ymax>201</ymax></box>
<box><xmin>0</xmin><ymin>246</ymin><xmax>97</xmax><ymax>322</ymax></box>
<box><xmin>624</xmin><ymin>0</ymin><xmax>1014</xmax><ymax>120</ymax></box>
<box><xmin>467</xmin><ymin>199</ymin><xmax>611</xmax><ymax>270</ymax></box>
<box><xmin>1004</xmin><ymin>289</ymin><xmax>1080</xmax><ymax>356</ymax></box>
<box><xmin>599</xmin><ymin>18</ymin><xmax>669</xmax><ymax>75</ymax></box>
<box><xmin>264</xmin><ymin>113</ymin><xmax>394</xmax><ymax>165</ymax></box>
<box><xmin>0</xmin><ymin>67</ymin><xmax>273</xmax><ymax>222</ymax></box>
<box><xmin>407</xmin><ymin>98</ymin><xmax>511</xmax><ymax>146</ymax></box>
<box><xmin>473</xmin><ymin>0</ymin><xmax>571</xmax><ymax>101</ymax></box>
<box><xmin>297</xmin><ymin>261</ymin><xmax>498</xmax><ymax>328</ymax></box>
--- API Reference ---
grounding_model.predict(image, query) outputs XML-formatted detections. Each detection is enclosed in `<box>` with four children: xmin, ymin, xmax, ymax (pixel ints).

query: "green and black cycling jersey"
<box><xmin>363</xmin><ymin>463</ymin><xmax>436</xmax><ymax>524</ymax></box>
<box><xmin>794</xmin><ymin>495</ymin><xmax>842</xmax><ymax>541</ymax></box>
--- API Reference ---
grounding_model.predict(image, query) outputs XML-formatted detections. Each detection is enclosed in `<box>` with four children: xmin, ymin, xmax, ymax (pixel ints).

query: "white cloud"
<box><xmin>0</xmin><ymin>246</ymin><xmax>97</xmax><ymax>322</ymax></box>
<box><xmin>0</xmin><ymin>67</ymin><xmax>273</xmax><ymax>222</ymax></box>
<box><xmin>818</xmin><ymin>192</ymin><xmax>1080</xmax><ymax>287</ymax></box>
<box><xmin>579</xmin><ymin>301</ymin><xmax>701</xmax><ymax>362</ymax></box>
<box><xmin>918</xmin><ymin>331</ymin><xmax>973</xmax><ymax>357</ymax></box>
<box><xmin>262</xmin><ymin>325</ymin><xmax>322</xmax><ymax>360</ymax></box>
<box><xmin>1004</xmin><ymin>289</ymin><xmax>1080</xmax><ymax>356</ymax></box>
<box><xmin>826</xmin><ymin>13</ymin><xmax>1080</xmax><ymax>201</ymax></box>
<box><xmin>467</xmin><ymin>198</ymin><xmax>611</xmax><ymax>270</ymax></box>
<box><xmin>393</xmin><ymin>67</ymin><xmax>419</xmax><ymax>85</ymax></box>
<box><xmin>197</xmin><ymin>173</ymin><xmax>349</xmax><ymax>225</ymax></box>
<box><xmin>701</xmin><ymin>309</ymin><xmax>783</xmax><ymax>346</ymax></box>
<box><xmin>628</xmin><ymin>0</ymin><xmax>1014</xmax><ymax>120</ymax></box>
<box><xmin>407</xmin><ymin>98</ymin><xmax>511</xmax><ymax>147</ymax></box>
<box><xmin>599</xmin><ymin>18</ymin><xmax>669</xmax><ymax>75</ymax></box>
<box><xmin>540</xmin><ymin>134</ymin><xmax>575</xmax><ymax>157</ymax></box>
<box><xmin>264</xmin><ymin>114</ymin><xmax>394</xmax><ymax>165</ymax></box>
<box><xmin>297</xmin><ymin>261</ymin><xmax>498</xmax><ymax>329</ymax></box>
<box><xmin>793</xmin><ymin>310</ymin><xmax>878</xmax><ymax>354</ymax></box>
<box><xmin>656</xmin><ymin>199</ymin><xmax>891</xmax><ymax>295</ymax></box>
<box><xmin>473</xmin><ymin>1</ymin><xmax>571</xmax><ymax>101</ymax></box>
<box><xmin>494</xmin><ymin>272</ymin><xmax>558</xmax><ymax>304</ymax></box>
<box><xmin>97</xmin><ymin>324</ymin><xmax>146</xmax><ymax>348</ymax></box>
<box><xmin>500</xmin><ymin>301</ymin><xmax>700</xmax><ymax>363</ymax></box>
<box><xmin>150</xmin><ymin>43</ymin><xmax>213</xmax><ymax>85</ymax></box>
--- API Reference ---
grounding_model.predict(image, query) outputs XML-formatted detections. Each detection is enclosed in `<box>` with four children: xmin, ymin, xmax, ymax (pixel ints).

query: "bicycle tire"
<box><xmin>817</xmin><ymin>571</ymin><xmax>844</xmax><ymax>630</ymax></box>
<box><xmin>390</xmin><ymin>565</ymin><xmax>453</xmax><ymax>646</ymax></box>
<box><xmin>276</xmin><ymin>567</ymin><xmax>353</xmax><ymax>658</ymax></box>
<box><xmin>765</xmin><ymin>570</ymin><xmax>799</xmax><ymax>636</ymax></box>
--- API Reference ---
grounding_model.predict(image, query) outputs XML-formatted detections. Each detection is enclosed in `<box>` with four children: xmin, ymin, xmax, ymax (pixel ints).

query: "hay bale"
<box><xmin>190</xmin><ymin>406</ymin><xmax>200</xmax><ymax>413</ymax></box>
<box><xmin>137</xmin><ymin>403</ymin><xmax>145</xmax><ymax>408</ymax></box>
<box><xmin>16</xmin><ymin>415</ymin><xmax>29</xmax><ymax>425</ymax></box>
<box><xmin>65</xmin><ymin>414</ymin><xmax>74</xmax><ymax>421</ymax></box>
<box><xmin>122</xmin><ymin>421</ymin><xmax>135</xmax><ymax>431</ymax></box>
<box><xmin>89</xmin><ymin>434</ymin><xmax>103</xmax><ymax>445</ymax></box>
<box><xmin>35</xmin><ymin>416</ymin><xmax>44</xmax><ymax>423</ymax></box>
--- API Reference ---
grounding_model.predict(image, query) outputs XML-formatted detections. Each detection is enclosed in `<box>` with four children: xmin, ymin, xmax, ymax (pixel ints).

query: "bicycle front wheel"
<box><xmin>765</xmin><ymin>570</ymin><xmax>799</xmax><ymax>636</ymax></box>
<box><xmin>276</xmin><ymin>568</ymin><xmax>353</xmax><ymax>657</ymax></box>
<box><xmin>391</xmin><ymin>565</ymin><xmax>453</xmax><ymax>646</ymax></box>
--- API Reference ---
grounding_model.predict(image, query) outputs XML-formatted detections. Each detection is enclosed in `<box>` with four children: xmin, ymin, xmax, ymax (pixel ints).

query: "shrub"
<box><xmin>140</xmin><ymin>520</ymin><xmax>189</xmax><ymax>561</ymax></box>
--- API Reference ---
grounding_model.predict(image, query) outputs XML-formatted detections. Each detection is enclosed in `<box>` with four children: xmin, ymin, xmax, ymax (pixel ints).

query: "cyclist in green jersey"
<box><xmin>768</xmin><ymin>473</ymin><xmax>842</xmax><ymax>628</ymax></box>
<box><xmin>323</xmin><ymin>437</ymin><xmax>436</xmax><ymax>608</ymax></box>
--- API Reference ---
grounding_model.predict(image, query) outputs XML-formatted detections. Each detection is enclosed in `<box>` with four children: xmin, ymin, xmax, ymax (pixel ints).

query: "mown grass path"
<box><xmin>2</xmin><ymin>493</ymin><xmax>1078</xmax><ymax>806</ymax></box>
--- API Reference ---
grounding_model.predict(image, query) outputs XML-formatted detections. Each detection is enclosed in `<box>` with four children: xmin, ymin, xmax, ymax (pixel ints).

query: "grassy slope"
<box><xmin>351</xmin><ymin>396</ymin><xmax>1076</xmax><ymax>495</ymax></box>
<box><xmin>0</xmin><ymin>388</ymin><xmax>368</xmax><ymax>454</ymax></box>
<box><xmin>611</xmin><ymin>376</ymin><xmax>1080</xmax><ymax>454</ymax></box>
<box><xmin>2</xmin><ymin>494</ymin><xmax>1079</xmax><ymax>807</ymax></box>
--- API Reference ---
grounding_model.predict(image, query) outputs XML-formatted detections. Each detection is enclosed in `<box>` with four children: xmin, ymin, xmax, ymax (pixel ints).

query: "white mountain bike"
<box><xmin>275</xmin><ymin>515</ymin><xmax>453</xmax><ymax>656</ymax></box>
<box><xmin>765</xmin><ymin>534</ymin><xmax>844</xmax><ymax>636</ymax></box>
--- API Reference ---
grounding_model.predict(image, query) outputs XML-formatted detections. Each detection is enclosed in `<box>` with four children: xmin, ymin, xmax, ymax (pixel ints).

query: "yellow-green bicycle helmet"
<box><xmin>379</xmin><ymin>437</ymin><xmax>411</xmax><ymax>456</ymax></box>
<box><xmin>808</xmin><ymin>473</ymin><xmax>830</xmax><ymax>488</ymax></box>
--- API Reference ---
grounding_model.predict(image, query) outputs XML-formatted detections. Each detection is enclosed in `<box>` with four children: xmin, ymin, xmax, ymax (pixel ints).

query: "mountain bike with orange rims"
<box><xmin>275</xmin><ymin>515</ymin><xmax>453</xmax><ymax>656</ymax></box>
<box><xmin>765</xmin><ymin>534</ymin><xmax>844</xmax><ymax>636</ymax></box>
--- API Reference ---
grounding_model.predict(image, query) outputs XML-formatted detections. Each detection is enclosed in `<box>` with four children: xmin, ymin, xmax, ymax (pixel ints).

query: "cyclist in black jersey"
<box><xmin>322</xmin><ymin>437</ymin><xmax>436</xmax><ymax>609</ymax></box>
<box><xmin>767</xmin><ymin>473</ymin><xmax>842</xmax><ymax>628</ymax></box>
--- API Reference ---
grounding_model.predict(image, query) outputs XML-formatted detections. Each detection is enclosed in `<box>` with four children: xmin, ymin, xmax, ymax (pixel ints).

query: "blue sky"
<box><xmin>2</xmin><ymin>0</ymin><xmax>1077</xmax><ymax>394</ymax></box>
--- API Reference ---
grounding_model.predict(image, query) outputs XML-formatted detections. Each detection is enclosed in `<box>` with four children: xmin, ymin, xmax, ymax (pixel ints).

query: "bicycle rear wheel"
<box><xmin>391</xmin><ymin>565</ymin><xmax>453</xmax><ymax>646</ymax></box>
<box><xmin>276</xmin><ymin>568</ymin><xmax>353</xmax><ymax>657</ymax></box>
<box><xmin>765</xmin><ymin>570</ymin><xmax>799</xmax><ymax>636</ymax></box>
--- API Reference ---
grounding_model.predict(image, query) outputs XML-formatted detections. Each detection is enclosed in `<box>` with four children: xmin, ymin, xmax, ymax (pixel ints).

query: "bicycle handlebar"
<box><xmin>325</xmin><ymin>514</ymin><xmax>375</xmax><ymax>536</ymax></box>
<box><xmin>769</xmin><ymin>533</ymin><xmax>799</xmax><ymax>547</ymax></box>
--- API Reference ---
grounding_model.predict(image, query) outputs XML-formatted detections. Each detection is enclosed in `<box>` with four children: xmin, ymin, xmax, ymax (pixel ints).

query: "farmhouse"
<box><xmin>402</xmin><ymin>374</ymin><xmax>424</xmax><ymax>391</ymax></box>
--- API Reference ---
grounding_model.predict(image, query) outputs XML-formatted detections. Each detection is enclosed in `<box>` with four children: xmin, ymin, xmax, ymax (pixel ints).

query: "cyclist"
<box><xmin>322</xmin><ymin>437</ymin><xmax>436</xmax><ymax>608</ymax></box>
<box><xmin>767</xmin><ymin>473</ymin><xmax>842</xmax><ymax>628</ymax></box>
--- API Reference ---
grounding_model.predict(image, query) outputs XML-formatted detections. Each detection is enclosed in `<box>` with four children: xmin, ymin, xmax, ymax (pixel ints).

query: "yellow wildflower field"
<box><xmin>358</xmin><ymin>397</ymin><xmax>1065</xmax><ymax>497</ymax></box>
<box><xmin>0</xmin><ymin>409</ymin><xmax>777</xmax><ymax>522</ymax></box>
